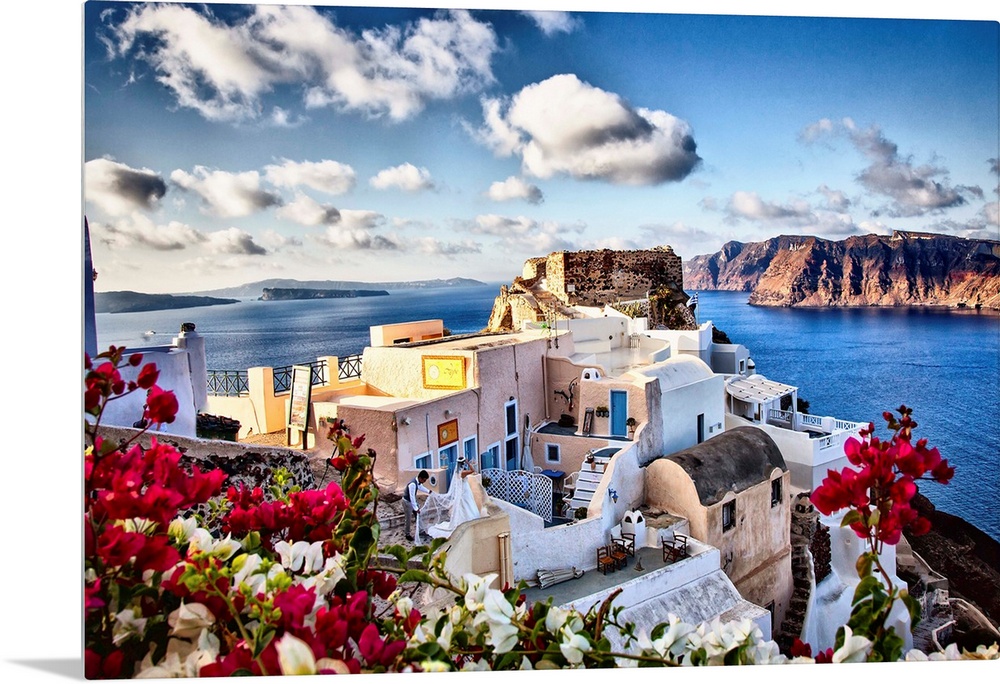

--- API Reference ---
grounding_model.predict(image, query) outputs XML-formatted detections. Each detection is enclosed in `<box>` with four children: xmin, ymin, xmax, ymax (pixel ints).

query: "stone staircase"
<box><xmin>567</xmin><ymin>452</ymin><xmax>612</xmax><ymax>512</ymax></box>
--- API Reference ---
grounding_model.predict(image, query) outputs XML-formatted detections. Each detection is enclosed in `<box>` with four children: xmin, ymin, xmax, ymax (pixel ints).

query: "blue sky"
<box><xmin>80</xmin><ymin>2</ymin><xmax>999</xmax><ymax>293</ymax></box>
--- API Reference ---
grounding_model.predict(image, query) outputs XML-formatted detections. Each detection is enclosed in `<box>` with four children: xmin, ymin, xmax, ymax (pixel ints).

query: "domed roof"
<box><xmin>628</xmin><ymin>355</ymin><xmax>714</xmax><ymax>391</ymax></box>
<box><xmin>658</xmin><ymin>426</ymin><xmax>786</xmax><ymax>506</ymax></box>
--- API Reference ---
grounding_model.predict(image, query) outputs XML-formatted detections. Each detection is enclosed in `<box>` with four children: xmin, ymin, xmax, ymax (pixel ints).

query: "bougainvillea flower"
<box><xmin>145</xmin><ymin>386</ymin><xmax>179</xmax><ymax>425</ymax></box>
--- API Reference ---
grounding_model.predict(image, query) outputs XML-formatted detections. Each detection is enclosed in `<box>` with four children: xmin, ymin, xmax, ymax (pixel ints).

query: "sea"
<box><xmin>96</xmin><ymin>286</ymin><xmax>1000</xmax><ymax>542</ymax></box>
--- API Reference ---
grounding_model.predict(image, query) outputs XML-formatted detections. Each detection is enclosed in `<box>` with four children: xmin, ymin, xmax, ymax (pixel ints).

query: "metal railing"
<box><xmin>273</xmin><ymin>360</ymin><xmax>328</xmax><ymax>394</ymax></box>
<box><xmin>338</xmin><ymin>353</ymin><xmax>363</xmax><ymax>380</ymax></box>
<box><xmin>206</xmin><ymin>369</ymin><xmax>250</xmax><ymax>397</ymax></box>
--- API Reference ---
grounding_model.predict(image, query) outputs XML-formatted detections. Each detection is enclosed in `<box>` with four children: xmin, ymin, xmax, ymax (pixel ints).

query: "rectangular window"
<box><xmin>545</xmin><ymin>443</ymin><xmax>560</xmax><ymax>464</ymax></box>
<box><xmin>482</xmin><ymin>443</ymin><xmax>500</xmax><ymax>470</ymax></box>
<box><xmin>771</xmin><ymin>478</ymin><xmax>782</xmax><ymax>507</ymax></box>
<box><xmin>414</xmin><ymin>452</ymin><xmax>431</xmax><ymax>470</ymax></box>
<box><xmin>723</xmin><ymin>500</ymin><xmax>736</xmax><ymax>532</ymax></box>
<box><xmin>504</xmin><ymin>399</ymin><xmax>519</xmax><ymax>470</ymax></box>
<box><xmin>697</xmin><ymin>413</ymin><xmax>705</xmax><ymax>444</ymax></box>
<box><xmin>463</xmin><ymin>436</ymin><xmax>478</xmax><ymax>467</ymax></box>
<box><xmin>739</xmin><ymin>359</ymin><xmax>746</xmax><ymax>374</ymax></box>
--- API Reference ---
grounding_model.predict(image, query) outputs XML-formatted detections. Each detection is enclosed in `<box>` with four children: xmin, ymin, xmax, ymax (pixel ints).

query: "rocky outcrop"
<box><xmin>486</xmin><ymin>247</ymin><xmax>697</xmax><ymax>332</ymax></box>
<box><xmin>684</xmin><ymin>231</ymin><xmax>1000</xmax><ymax>309</ymax></box>
<box><xmin>259</xmin><ymin>287</ymin><xmax>388</xmax><ymax>301</ymax></box>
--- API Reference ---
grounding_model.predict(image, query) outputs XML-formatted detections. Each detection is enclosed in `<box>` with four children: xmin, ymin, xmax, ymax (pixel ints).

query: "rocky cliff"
<box><xmin>684</xmin><ymin>231</ymin><xmax>1000</xmax><ymax>309</ymax></box>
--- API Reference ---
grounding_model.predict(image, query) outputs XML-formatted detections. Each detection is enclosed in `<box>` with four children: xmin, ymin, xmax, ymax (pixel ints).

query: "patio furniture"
<box><xmin>609</xmin><ymin>539</ymin><xmax>628</xmax><ymax>569</ymax></box>
<box><xmin>597</xmin><ymin>545</ymin><xmax>617</xmax><ymax>575</ymax></box>
<box><xmin>612</xmin><ymin>531</ymin><xmax>635</xmax><ymax>559</ymax></box>
<box><xmin>662</xmin><ymin>533</ymin><xmax>689</xmax><ymax>563</ymax></box>
<box><xmin>563</xmin><ymin>472</ymin><xmax>578</xmax><ymax>498</ymax></box>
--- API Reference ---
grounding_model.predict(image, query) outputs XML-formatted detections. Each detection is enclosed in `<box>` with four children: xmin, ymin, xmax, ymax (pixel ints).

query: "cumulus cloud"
<box><xmin>259</xmin><ymin>229</ymin><xmax>302</xmax><ymax>251</ymax></box>
<box><xmin>817</xmin><ymin>184</ymin><xmax>851</xmax><ymax>211</ymax></box>
<box><xmin>369</xmin><ymin>163</ymin><xmax>435</xmax><ymax>192</ymax></box>
<box><xmin>412</xmin><ymin>236</ymin><xmax>482</xmax><ymax>256</ymax></box>
<box><xmin>520</xmin><ymin>11</ymin><xmax>580</xmax><ymax>35</ymax></box>
<box><xmin>108</xmin><ymin>4</ymin><xmax>497</xmax><ymax>122</ymax></box>
<box><xmin>92</xmin><ymin>215</ymin><xmax>203</xmax><ymax>251</ymax></box>
<box><xmin>471</xmin><ymin>74</ymin><xmax>700</xmax><ymax>186</ymax></box>
<box><xmin>275</xmin><ymin>193</ymin><xmax>341</xmax><ymax>226</ymax></box>
<box><xmin>204</xmin><ymin>227</ymin><xmax>268</xmax><ymax>255</ymax></box>
<box><xmin>170</xmin><ymin>166</ymin><xmax>282</xmax><ymax>218</ymax></box>
<box><xmin>486</xmin><ymin>176</ymin><xmax>543</xmax><ymax>204</ymax></box>
<box><xmin>725</xmin><ymin>191</ymin><xmax>815</xmax><ymax>224</ymax></box>
<box><xmin>460</xmin><ymin>213</ymin><xmax>585</xmax><ymax>253</ymax></box>
<box><xmin>85</xmin><ymin>158</ymin><xmax>167</xmax><ymax>216</ymax></box>
<box><xmin>316</xmin><ymin>225</ymin><xmax>401</xmax><ymax>251</ymax></box>
<box><xmin>91</xmin><ymin>215</ymin><xmax>268</xmax><ymax>255</ymax></box>
<box><xmin>339</xmin><ymin>209</ymin><xmax>385</xmax><ymax>231</ymax></box>
<box><xmin>264</xmin><ymin>159</ymin><xmax>355</xmax><ymax>195</ymax></box>
<box><xmin>801</xmin><ymin>117</ymin><xmax>981</xmax><ymax>217</ymax></box>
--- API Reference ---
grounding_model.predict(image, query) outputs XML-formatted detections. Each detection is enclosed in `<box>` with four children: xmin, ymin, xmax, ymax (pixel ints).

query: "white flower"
<box><xmin>420</xmin><ymin>660</ymin><xmax>451</xmax><ymax>672</ymax></box>
<box><xmin>231</xmin><ymin>553</ymin><xmax>266</xmax><ymax>595</ymax></box>
<box><xmin>461</xmin><ymin>658</ymin><xmax>492</xmax><ymax>671</ymax></box>
<box><xmin>168</xmin><ymin>517</ymin><xmax>198</xmax><ymax>543</ymax></box>
<box><xmin>276</xmin><ymin>633</ymin><xmax>317</xmax><ymax>675</ymax></box>
<box><xmin>112</xmin><ymin>607</ymin><xmax>148</xmax><ymax>645</ymax></box>
<box><xmin>209</xmin><ymin>534</ymin><xmax>241</xmax><ymax>561</ymax></box>
<box><xmin>832</xmin><ymin>626</ymin><xmax>872</xmax><ymax>663</ymax></box>
<box><xmin>519</xmin><ymin>655</ymin><xmax>534</xmax><ymax>670</ymax></box>
<box><xmin>482</xmin><ymin>588</ymin><xmax>514</xmax><ymax>624</ymax></box>
<box><xmin>463</xmin><ymin>573</ymin><xmax>498</xmax><ymax>611</ymax></box>
<box><xmin>168</xmin><ymin>602</ymin><xmax>216</xmax><ymax>639</ymax></box>
<box><xmin>639</xmin><ymin>614</ymin><xmax>695</xmax><ymax>659</ymax></box>
<box><xmin>487</xmin><ymin>621</ymin><xmax>520</xmax><ymax>653</ymax></box>
<box><xmin>275</xmin><ymin>540</ymin><xmax>319</xmax><ymax>572</ymax></box>
<box><xmin>395</xmin><ymin>595</ymin><xmax>414</xmax><ymax>617</ymax></box>
<box><xmin>545</xmin><ymin>605</ymin><xmax>571</xmax><ymax>633</ymax></box>
<box><xmin>559</xmin><ymin>630</ymin><xmax>591</xmax><ymax>664</ymax></box>
<box><xmin>315</xmin><ymin>658</ymin><xmax>353</xmax><ymax>674</ymax></box>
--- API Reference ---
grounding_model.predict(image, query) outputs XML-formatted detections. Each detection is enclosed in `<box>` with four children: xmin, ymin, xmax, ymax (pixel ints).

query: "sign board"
<box><xmin>287</xmin><ymin>365</ymin><xmax>312</xmax><ymax>432</ymax></box>
<box><xmin>422</xmin><ymin>355</ymin><xmax>467</xmax><ymax>390</ymax></box>
<box><xmin>437</xmin><ymin>418</ymin><xmax>459</xmax><ymax>447</ymax></box>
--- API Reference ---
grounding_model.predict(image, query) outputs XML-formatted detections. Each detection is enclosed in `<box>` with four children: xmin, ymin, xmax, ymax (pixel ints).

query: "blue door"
<box><xmin>439</xmin><ymin>444</ymin><xmax>458</xmax><ymax>489</ymax></box>
<box><xmin>610</xmin><ymin>390</ymin><xmax>628</xmax><ymax>437</ymax></box>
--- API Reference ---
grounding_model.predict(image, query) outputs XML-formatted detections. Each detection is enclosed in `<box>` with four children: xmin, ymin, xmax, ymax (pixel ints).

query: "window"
<box><xmin>697</xmin><ymin>413</ymin><xmax>705</xmax><ymax>443</ymax></box>
<box><xmin>504</xmin><ymin>399</ymin><xmax>519</xmax><ymax>470</ymax></box>
<box><xmin>481</xmin><ymin>443</ymin><xmax>500</xmax><ymax>470</ymax></box>
<box><xmin>414</xmin><ymin>452</ymin><xmax>431</xmax><ymax>470</ymax></box>
<box><xmin>771</xmin><ymin>478</ymin><xmax>782</xmax><ymax>507</ymax></box>
<box><xmin>545</xmin><ymin>443</ymin><xmax>560</xmax><ymax>464</ymax></box>
<box><xmin>463</xmin><ymin>436</ymin><xmax>478</xmax><ymax>467</ymax></box>
<box><xmin>722</xmin><ymin>500</ymin><xmax>736</xmax><ymax>532</ymax></box>
<box><xmin>739</xmin><ymin>359</ymin><xmax>746</xmax><ymax>374</ymax></box>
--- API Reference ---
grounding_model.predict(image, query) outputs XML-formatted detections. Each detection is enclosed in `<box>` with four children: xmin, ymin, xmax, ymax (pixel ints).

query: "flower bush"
<box><xmin>84</xmin><ymin>348</ymin><xmax>996</xmax><ymax>676</ymax></box>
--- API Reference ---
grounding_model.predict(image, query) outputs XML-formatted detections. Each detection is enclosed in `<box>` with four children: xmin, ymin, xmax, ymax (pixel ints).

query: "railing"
<box><xmin>207</xmin><ymin>369</ymin><xmax>249</xmax><ymax>397</ymax></box>
<box><xmin>835</xmin><ymin>419</ymin><xmax>867</xmax><ymax>432</ymax></box>
<box><xmin>799</xmin><ymin>413</ymin><xmax>824</xmax><ymax>428</ymax></box>
<box><xmin>273</xmin><ymin>360</ymin><xmax>328</xmax><ymax>394</ymax></box>
<box><xmin>338</xmin><ymin>353</ymin><xmax>363</xmax><ymax>380</ymax></box>
<box><xmin>481</xmin><ymin>468</ymin><xmax>553</xmax><ymax>522</ymax></box>
<box><xmin>768</xmin><ymin>408</ymin><xmax>793</xmax><ymax>424</ymax></box>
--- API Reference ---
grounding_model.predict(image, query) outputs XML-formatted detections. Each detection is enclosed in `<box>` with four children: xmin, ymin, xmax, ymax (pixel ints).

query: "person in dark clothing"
<box><xmin>404</xmin><ymin>470</ymin><xmax>430</xmax><ymax>541</ymax></box>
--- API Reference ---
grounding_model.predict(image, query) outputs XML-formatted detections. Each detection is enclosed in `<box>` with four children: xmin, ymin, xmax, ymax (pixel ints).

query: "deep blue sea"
<box><xmin>97</xmin><ymin>287</ymin><xmax>1000</xmax><ymax>541</ymax></box>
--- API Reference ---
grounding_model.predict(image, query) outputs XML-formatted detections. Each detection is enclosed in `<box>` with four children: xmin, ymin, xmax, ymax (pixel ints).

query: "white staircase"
<box><xmin>567</xmin><ymin>451</ymin><xmax>613</xmax><ymax>511</ymax></box>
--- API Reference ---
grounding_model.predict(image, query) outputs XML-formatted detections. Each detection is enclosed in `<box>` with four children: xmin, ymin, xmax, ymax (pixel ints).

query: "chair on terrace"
<box><xmin>662</xmin><ymin>533</ymin><xmax>689</xmax><ymax>564</ymax></box>
<box><xmin>612</xmin><ymin>530</ymin><xmax>635</xmax><ymax>559</ymax></box>
<box><xmin>609</xmin><ymin>539</ymin><xmax>628</xmax><ymax>570</ymax></box>
<box><xmin>597</xmin><ymin>545</ymin><xmax>617</xmax><ymax>575</ymax></box>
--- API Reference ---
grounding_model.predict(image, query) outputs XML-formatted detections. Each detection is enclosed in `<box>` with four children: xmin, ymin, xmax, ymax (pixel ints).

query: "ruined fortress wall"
<box><xmin>545</xmin><ymin>248</ymin><xmax>684</xmax><ymax>306</ymax></box>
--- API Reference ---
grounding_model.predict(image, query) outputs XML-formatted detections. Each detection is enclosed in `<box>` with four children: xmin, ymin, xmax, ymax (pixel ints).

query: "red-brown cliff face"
<box><xmin>683</xmin><ymin>232</ymin><xmax>1000</xmax><ymax>309</ymax></box>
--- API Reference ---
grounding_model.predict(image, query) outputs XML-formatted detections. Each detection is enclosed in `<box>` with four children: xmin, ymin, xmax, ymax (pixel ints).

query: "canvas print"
<box><xmin>82</xmin><ymin>1</ymin><xmax>999</xmax><ymax>677</ymax></box>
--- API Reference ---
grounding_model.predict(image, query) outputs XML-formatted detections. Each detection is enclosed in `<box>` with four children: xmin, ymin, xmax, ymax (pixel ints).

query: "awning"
<box><xmin>725</xmin><ymin>375</ymin><xmax>797</xmax><ymax>403</ymax></box>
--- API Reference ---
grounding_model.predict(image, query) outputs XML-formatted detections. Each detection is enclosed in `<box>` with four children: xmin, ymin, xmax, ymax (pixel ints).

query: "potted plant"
<box><xmin>626</xmin><ymin>416</ymin><xmax>637</xmax><ymax>436</ymax></box>
<box><xmin>574</xmin><ymin>506</ymin><xmax>588</xmax><ymax>520</ymax></box>
<box><xmin>596</xmin><ymin>405</ymin><xmax>609</xmax><ymax>417</ymax></box>
<box><xmin>585</xmin><ymin>451</ymin><xmax>596</xmax><ymax>470</ymax></box>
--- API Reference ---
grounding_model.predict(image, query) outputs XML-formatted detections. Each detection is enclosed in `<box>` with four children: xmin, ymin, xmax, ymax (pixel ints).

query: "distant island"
<box><xmin>683</xmin><ymin>230</ymin><xmax>1000</xmax><ymax>310</ymax></box>
<box><xmin>95</xmin><ymin>291</ymin><xmax>238</xmax><ymax>314</ymax></box>
<box><xmin>259</xmin><ymin>287</ymin><xmax>389</xmax><ymax>301</ymax></box>
<box><xmin>190</xmin><ymin>277</ymin><xmax>485</xmax><ymax>299</ymax></box>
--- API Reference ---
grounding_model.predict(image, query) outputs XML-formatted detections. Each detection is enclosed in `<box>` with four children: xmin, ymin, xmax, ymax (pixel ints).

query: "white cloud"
<box><xmin>369</xmin><ymin>163</ymin><xmax>435</xmax><ymax>192</ymax></box>
<box><xmin>726</xmin><ymin>191</ymin><xmax>814</xmax><ymax>223</ymax></box>
<box><xmin>520</xmin><ymin>11</ymin><xmax>581</xmax><ymax>36</ymax></box>
<box><xmin>412</xmin><ymin>236</ymin><xmax>482</xmax><ymax>256</ymax></box>
<box><xmin>110</xmin><ymin>5</ymin><xmax>498</xmax><ymax>123</ymax></box>
<box><xmin>817</xmin><ymin>184</ymin><xmax>851</xmax><ymax>211</ymax></box>
<box><xmin>800</xmin><ymin>118</ymin><xmax>979</xmax><ymax>217</ymax></box>
<box><xmin>472</xmin><ymin>74</ymin><xmax>700</xmax><ymax>185</ymax></box>
<box><xmin>339</xmin><ymin>209</ymin><xmax>385</xmax><ymax>231</ymax></box>
<box><xmin>462</xmin><ymin>213</ymin><xmax>585</xmax><ymax>253</ymax></box>
<box><xmin>85</xmin><ymin>158</ymin><xmax>167</xmax><ymax>216</ymax></box>
<box><xmin>265</xmin><ymin>159</ymin><xmax>356</xmax><ymax>195</ymax></box>
<box><xmin>92</xmin><ymin>215</ymin><xmax>203</xmax><ymax>251</ymax></box>
<box><xmin>275</xmin><ymin>193</ymin><xmax>341</xmax><ymax>226</ymax></box>
<box><xmin>486</xmin><ymin>176</ymin><xmax>543</xmax><ymax>204</ymax></box>
<box><xmin>170</xmin><ymin>166</ymin><xmax>282</xmax><ymax>218</ymax></box>
<box><xmin>259</xmin><ymin>229</ymin><xmax>302</xmax><ymax>251</ymax></box>
<box><xmin>317</xmin><ymin>225</ymin><xmax>401</xmax><ymax>251</ymax></box>
<box><xmin>204</xmin><ymin>227</ymin><xmax>267</xmax><ymax>255</ymax></box>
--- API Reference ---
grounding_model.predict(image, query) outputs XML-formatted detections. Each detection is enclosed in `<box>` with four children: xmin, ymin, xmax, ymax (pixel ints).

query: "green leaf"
<box><xmin>855</xmin><ymin>552</ymin><xmax>874</xmax><ymax>578</ymax></box>
<box><xmin>398</xmin><ymin>569</ymin><xmax>434</xmax><ymax>584</ymax></box>
<box><xmin>900</xmin><ymin>589</ymin><xmax>922</xmax><ymax>626</ymax></box>
<box><xmin>841</xmin><ymin>509</ymin><xmax>863</xmax><ymax>528</ymax></box>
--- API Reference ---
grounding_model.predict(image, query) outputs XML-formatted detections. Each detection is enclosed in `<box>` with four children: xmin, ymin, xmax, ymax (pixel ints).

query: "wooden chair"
<box><xmin>662</xmin><ymin>533</ymin><xmax>689</xmax><ymax>563</ymax></box>
<box><xmin>597</xmin><ymin>545</ymin><xmax>617</xmax><ymax>575</ymax></box>
<box><xmin>609</xmin><ymin>538</ymin><xmax>628</xmax><ymax>569</ymax></box>
<box><xmin>613</xmin><ymin>531</ymin><xmax>636</xmax><ymax>559</ymax></box>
